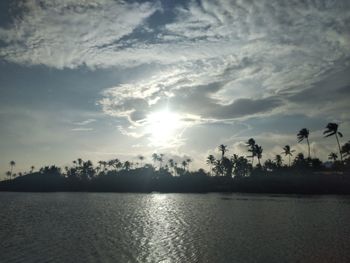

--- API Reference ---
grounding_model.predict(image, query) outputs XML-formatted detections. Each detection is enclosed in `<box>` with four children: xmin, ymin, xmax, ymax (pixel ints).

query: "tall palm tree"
<box><xmin>186</xmin><ymin>158</ymin><xmax>192</xmax><ymax>171</ymax></box>
<box><xmin>9</xmin><ymin>160</ymin><xmax>16</xmax><ymax>179</ymax></box>
<box><xmin>254</xmin><ymin>145</ymin><xmax>263</xmax><ymax>165</ymax></box>
<box><xmin>246</xmin><ymin>138</ymin><xmax>256</xmax><ymax>166</ymax></box>
<box><xmin>328</xmin><ymin>152</ymin><xmax>338</xmax><ymax>162</ymax></box>
<box><xmin>324</xmin><ymin>123</ymin><xmax>343</xmax><ymax>162</ymax></box>
<box><xmin>138</xmin><ymin>155</ymin><xmax>145</xmax><ymax>167</ymax></box>
<box><xmin>30</xmin><ymin>165</ymin><xmax>35</xmax><ymax>173</ymax></box>
<box><xmin>206</xmin><ymin>155</ymin><xmax>216</xmax><ymax>176</ymax></box>
<box><xmin>297</xmin><ymin>128</ymin><xmax>311</xmax><ymax>159</ymax></box>
<box><xmin>282</xmin><ymin>145</ymin><xmax>295</xmax><ymax>166</ymax></box>
<box><xmin>181</xmin><ymin>160</ymin><xmax>188</xmax><ymax>172</ymax></box>
<box><xmin>218</xmin><ymin>144</ymin><xmax>228</xmax><ymax>159</ymax></box>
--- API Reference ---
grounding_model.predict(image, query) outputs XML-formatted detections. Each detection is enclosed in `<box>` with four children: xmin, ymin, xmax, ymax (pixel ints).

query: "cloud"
<box><xmin>71</xmin><ymin>127</ymin><xmax>93</xmax><ymax>132</ymax></box>
<box><xmin>1</xmin><ymin>0</ymin><xmax>350</xmax><ymax>153</ymax></box>
<box><xmin>0</xmin><ymin>0</ymin><xmax>160</xmax><ymax>68</ymax></box>
<box><xmin>72</xmin><ymin>119</ymin><xmax>96</xmax><ymax>126</ymax></box>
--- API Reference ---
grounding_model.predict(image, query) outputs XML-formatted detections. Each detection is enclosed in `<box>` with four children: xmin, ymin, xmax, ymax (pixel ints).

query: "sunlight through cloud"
<box><xmin>145</xmin><ymin>110</ymin><xmax>183</xmax><ymax>148</ymax></box>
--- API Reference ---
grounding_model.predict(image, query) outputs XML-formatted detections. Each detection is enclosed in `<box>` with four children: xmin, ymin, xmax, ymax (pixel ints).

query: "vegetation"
<box><xmin>1</xmin><ymin>123</ymin><xmax>350</xmax><ymax>194</ymax></box>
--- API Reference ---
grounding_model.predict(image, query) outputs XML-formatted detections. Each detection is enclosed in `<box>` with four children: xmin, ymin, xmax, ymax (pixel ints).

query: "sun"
<box><xmin>145</xmin><ymin>110</ymin><xmax>182</xmax><ymax>147</ymax></box>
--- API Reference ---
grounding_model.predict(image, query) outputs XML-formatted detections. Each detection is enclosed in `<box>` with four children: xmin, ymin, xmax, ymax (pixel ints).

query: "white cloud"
<box><xmin>1</xmin><ymin>0</ymin><xmax>350</xmax><ymax>157</ymax></box>
<box><xmin>71</xmin><ymin>127</ymin><xmax>93</xmax><ymax>132</ymax></box>
<box><xmin>72</xmin><ymin>119</ymin><xmax>96</xmax><ymax>125</ymax></box>
<box><xmin>0</xmin><ymin>0</ymin><xmax>160</xmax><ymax>68</ymax></box>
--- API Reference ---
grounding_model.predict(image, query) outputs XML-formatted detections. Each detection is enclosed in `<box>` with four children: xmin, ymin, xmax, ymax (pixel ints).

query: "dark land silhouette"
<box><xmin>1</xmin><ymin>123</ymin><xmax>350</xmax><ymax>194</ymax></box>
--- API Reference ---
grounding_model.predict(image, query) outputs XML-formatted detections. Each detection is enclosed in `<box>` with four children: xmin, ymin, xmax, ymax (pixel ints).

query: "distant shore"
<box><xmin>1</xmin><ymin>169</ymin><xmax>350</xmax><ymax>195</ymax></box>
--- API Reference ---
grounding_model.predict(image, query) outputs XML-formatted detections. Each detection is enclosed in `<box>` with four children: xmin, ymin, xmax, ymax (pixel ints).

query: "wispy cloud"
<box><xmin>72</xmin><ymin>119</ymin><xmax>96</xmax><ymax>126</ymax></box>
<box><xmin>0</xmin><ymin>0</ymin><xmax>160</xmax><ymax>68</ymax></box>
<box><xmin>1</xmin><ymin>0</ymin><xmax>350</xmax><ymax>153</ymax></box>
<box><xmin>71</xmin><ymin>127</ymin><xmax>93</xmax><ymax>132</ymax></box>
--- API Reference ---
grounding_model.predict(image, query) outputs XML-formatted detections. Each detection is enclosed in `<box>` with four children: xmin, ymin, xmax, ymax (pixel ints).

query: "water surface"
<box><xmin>1</xmin><ymin>193</ymin><xmax>350</xmax><ymax>263</ymax></box>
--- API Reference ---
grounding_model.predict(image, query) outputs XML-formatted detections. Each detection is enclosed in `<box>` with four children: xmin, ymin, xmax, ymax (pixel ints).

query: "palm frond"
<box><xmin>324</xmin><ymin>132</ymin><xmax>336</xmax><ymax>137</ymax></box>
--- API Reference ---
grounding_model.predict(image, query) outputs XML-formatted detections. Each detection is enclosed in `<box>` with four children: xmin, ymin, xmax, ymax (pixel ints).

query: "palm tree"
<box><xmin>168</xmin><ymin>159</ymin><xmax>175</xmax><ymax>175</ymax></box>
<box><xmin>30</xmin><ymin>165</ymin><xmax>35</xmax><ymax>173</ymax></box>
<box><xmin>274</xmin><ymin>155</ymin><xmax>283</xmax><ymax>168</ymax></box>
<box><xmin>246</xmin><ymin>138</ymin><xmax>256</xmax><ymax>166</ymax></box>
<box><xmin>138</xmin><ymin>155</ymin><xmax>145</xmax><ymax>167</ymax></box>
<box><xmin>254</xmin><ymin>145</ymin><xmax>263</xmax><ymax>165</ymax></box>
<box><xmin>341</xmin><ymin>141</ymin><xmax>350</xmax><ymax>159</ymax></box>
<box><xmin>324</xmin><ymin>123</ymin><xmax>343</xmax><ymax>162</ymax></box>
<box><xmin>218</xmin><ymin>144</ymin><xmax>228</xmax><ymax>159</ymax></box>
<box><xmin>123</xmin><ymin>161</ymin><xmax>131</xmax><ymax>171</ymax></box>
<box><xmin>5</xmin><ymin>171</ymin><xmax>11</xmax><ymax>180</ymax></box>
<box><xmin>152</xmin><ymin>153</ymin><xmax>158</xmax><ymax>169</ymax></box>
<box><xmin>206</xmin><ymin>155</ymin><xmax>215</xmax><ymax>176</ymax></box>
<box><xmin>181</xmin><ymin>160</ymin><xmax>188</xmax><ymax>171</ymax></box>
<box><xmin>158</xmin><ymin>154</ymin><xmax>164</xmax><ymax>169</ymax></box>
<box><xmin>98</xmin><ymin>161</ymin><xmax>104</xmax><ymax>171</ymax></box>
<box><xmin>9</xmin><ymin>160</ymin><xmax>16</xmax><ymax>179</ymax></box>
<box><xmin>186</xmin><ymin>158</ymin><xmax>192</xmax><ymax>171</ymax></box>
<box><xmin>282</xmin><ymin>145</ymin><xmax>295</xmax><ymax>166</ymax></box>
<box><xmin>328</xmin><ymin>152</ymin><xmax>338</xmax><ymax>162</ymax></box>
<box><xmin>297</xmin><ymin>128</ymin><xmax>311</xmax><ymax>159</ymax></box>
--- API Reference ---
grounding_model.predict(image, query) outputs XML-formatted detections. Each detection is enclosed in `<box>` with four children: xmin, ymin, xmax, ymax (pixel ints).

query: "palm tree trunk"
<box><xmin>289</xmin><ymin>155</ymin><xmax>291</xmax><ymax>167</ymax></box>
<box><xmin>251</xmin><ymin>157</ymin><xmax>254</xmax><ymax>167</ymax></box>
<box><xmin>335</xmin><ymin>134</ymin><xmax>343</xmax><ymax>162</ymax></box>
<box><xmin>306</xmin><ymin>138</ymin><xmax>311</xmax><ymax>159</ymax></box>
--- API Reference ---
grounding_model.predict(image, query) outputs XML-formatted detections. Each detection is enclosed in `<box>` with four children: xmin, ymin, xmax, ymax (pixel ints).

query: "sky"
<box><xmin>0</xmin><ymin>0</ymin><xmax>350</xmax><ymax>177</ymax></box>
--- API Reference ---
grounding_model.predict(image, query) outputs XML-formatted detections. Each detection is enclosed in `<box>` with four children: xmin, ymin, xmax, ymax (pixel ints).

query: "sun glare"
<box><xmin>146</xmin><ymin>110</ymin><xmax>182</xmax><ymax>147</ymax></box>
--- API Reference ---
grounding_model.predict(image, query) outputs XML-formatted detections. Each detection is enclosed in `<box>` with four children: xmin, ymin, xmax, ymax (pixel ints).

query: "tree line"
<box><xmin>1</xmin><ymin>122</ymin><xmax>350</xmax><ymax>194</ymax></box>
<box><xmin>206</xmin><ymin>123</ymin><xmax>350</xmax><ymax>178</ymax></box>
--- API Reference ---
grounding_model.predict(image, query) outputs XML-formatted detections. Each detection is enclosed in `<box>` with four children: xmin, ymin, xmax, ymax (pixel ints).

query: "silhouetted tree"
<box><xmin>168</xmin><ymin>159</ymin><xmax>175</xmax><ymax>175</ymax></box>
<box><xmin>297</xmin><ymin>128</ymin><xmax>311</xmax><ymax>159</ymax></box>
<box><xmin>282</xmin><ymin>145</ymin><xmax>295</xmax><ymax>166</ymax></box>
<box><xmin>341</xmin><ymin>141</ymin><xmax>350</xmax><ymax>159</ymax></box>
<box><xmin>246</xmin><ymin>138</ymin><xmax>256</xmax><ymax>166</ymax></box>
<box><xmin>324</xmin><ymin>123</ymin><xmax>343</xmax><ymax>162</ymax></box>
<box><xmin>158</xmin><ymin>154</ymin><xmax>164</xmax><ymax>168</ymax></box>
<box><xmin>181</xmin><ymin>160</ymin><xmax>188</xmax><ymax>174</ymax></box>
<box><xmin>123</xmin><ymin>161</ymin><xmax>131</xmax><ymax>171</ymax></box>
<box><xmin>186</xmin><ymin>158</ymin><xmax>192</xmax><ymax>171</ymax></box>
<box><xmin>213</xmin><ymin>159</ymin><xmax>223</xmax><ymax>176</ymax></box>
<box><xmin>274</xmin><ymin>155</ymin><xmax>283</xmax><ymax>168</ymax></box>
<box><xmin>232</xmin><ymin>155</ymin><xmax>250</xmax><ymax>177</ymax></box>
<box><xmin>293</xmin><ymin>153</ymin><xmax>308</xmax><ymax>169</ymax></box>
<box><xmin>328</xmin><ymin>152</ymin><xmax>338</xmax><ymax>162</ymax></box>
<box><xmin>5</xmin><ymin>171</ymin><xmax>11</xmax><ymax>180</ymax></box>
<box><xmin>264</xmin><ymin>159</ymin><xmax>276</xmax><ymax>171</ymax></box>
<box><xmin>206</xmin><ymin>155</ymin><xmax>215</xmax><ymax>176</ymax></box>
<box><xmin>9</xmin><ymin>160</ymin><xmax>15</xmax><ymax>180</ymax></box>
<box><xmin>221</xmin><ymin>157</ymin><xmax>233</xmax><ymax>177</ymax></box>
<box><xmin>152</xmin><ymin>153</ymin><xmax>159</xmax><ymax>169</ymax></box>
<box><xmin>218</xmin><ymin>144</ymin><xmax>228</xmax><ymax>159</ymax></box>
<box><xmin>254</xmin><ymin>144</ymin><xmax>263</xmax><ymax>165</ymax></box>
<box><xmin>138</xmin><ymin>155</ymin><xmax>145</xmax><ymax>167</ymax></box>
